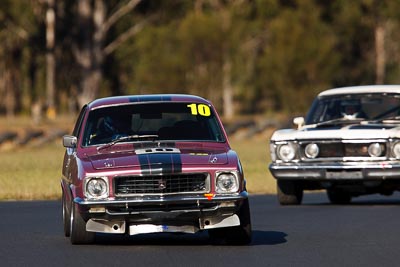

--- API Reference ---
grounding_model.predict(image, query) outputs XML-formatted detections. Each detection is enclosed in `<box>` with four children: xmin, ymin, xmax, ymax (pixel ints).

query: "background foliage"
<box><xmin>2</xmin><ymin>0</ymin><xmax>400</xmax><ymax>119</ymax></box>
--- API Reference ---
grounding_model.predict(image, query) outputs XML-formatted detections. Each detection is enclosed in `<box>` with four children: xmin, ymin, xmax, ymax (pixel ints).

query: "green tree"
<box><xmin>55</xmin><ymin>0</ymin><xmax>152</xmax><ymax>108</ymax></box>
<box><xmin>4</xmin><ymin>0</ymin><xmax>400</xmax><ymax>118</ymax></box>
<box><xmin>0</xmin><ymin>0</ymin><xmax>44</xmax><ymax>117</ymax></box>
<box><xmin>230</xmin><ymin>0</ymin><xmax>280</xmax><ymax>114</ymax></box>
<box><xmin>330</xmin><ymin>0</ymin><xmax>400</xmax><ymax>85</ymax></box>
<box><xmin>123</xmin><ymin>24</ymin><xmax>187</xmax><ymax>95</ymax></box>
<box><xmin>259</xmin><ymin>0</ymin><xmax>339</xmax><ymax>113</ymax></box>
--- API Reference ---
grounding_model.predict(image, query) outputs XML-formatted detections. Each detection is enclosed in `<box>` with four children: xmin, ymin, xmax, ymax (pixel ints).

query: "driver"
<box><xmin>91</xmin><ymin>114</ymin><xmax>131</xmax><ymax>144</ymax></box>
<box><xmin>104</xmin><ymin>114</ymin><xmax>131</xmax><ymax>140</ymax></box>
<box><xmin>341</xmin><ymin>103</ymin><xmax>366</xmax><ymax>119</ymax></box>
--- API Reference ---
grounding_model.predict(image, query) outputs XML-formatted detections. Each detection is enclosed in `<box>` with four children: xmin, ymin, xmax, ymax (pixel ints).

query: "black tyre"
<box><xmin>62</xmin><ymin>190</ymin><xmax>71</xmax><ymax>237</ymax></box>
<box><xmin>70</xmin><ymin>203</ymin><xmax>95</xmax><ymax>244</ymax></box>
<box><xmin>209</xmin><ymin>199</ymin><xmax>252</xmax><ymax>245</ymax></box>
<box><xmin>277</xmin><ymin>180</ymin><xmax>303</xmax><ymax>205</ymax></box>
<box><xmin>327</xmin><ymin>189</ymin><xmax>352</xmax><ymax>204</ymax></box>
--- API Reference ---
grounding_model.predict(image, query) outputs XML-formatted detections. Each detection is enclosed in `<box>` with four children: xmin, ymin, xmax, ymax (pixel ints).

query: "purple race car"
<box><xmin>61</xmin><ymin>94</ymin><xmax>251</xmax><ymax>244</ymax></box>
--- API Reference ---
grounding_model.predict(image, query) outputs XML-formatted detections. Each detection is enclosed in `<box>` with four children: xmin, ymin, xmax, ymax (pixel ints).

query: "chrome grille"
<box><xmin>300</xmin><ymin>141</ymin><xmax>387</xmax><ymax>159</ymax></box>
<box><xmin>114</xmin><ymin>173</ymin><xmax>209</xmax><ymax>196</ymax></box>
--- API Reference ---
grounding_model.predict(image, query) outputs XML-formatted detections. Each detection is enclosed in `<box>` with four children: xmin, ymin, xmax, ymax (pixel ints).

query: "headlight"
<box><xmin>216</xmin><ymin>172</ymin><xmax>238</xmax><ymax>193</ymax></box>
<box><xmin>305</xmin><ymin>143</ymin><xmax>319</xmax><ymax>159</ymax></box>
<box><xmin>85</xmin><ymin>177</ymin><xmax>109</xmax><ymax>199</ymax></box>
<box><xmin>368</xmin><ymin>143</ymin><xmax>383</xmax><ymax>157</ymax></box>
<box><xmin>392</xmin><ymin>142</ymin><xmax>400</xmax><ymax>159</ymax></box>
<box><xmin>277</xmin><ymin>143</ymin><xmax>296</xmax><ymax>161</ymax></box>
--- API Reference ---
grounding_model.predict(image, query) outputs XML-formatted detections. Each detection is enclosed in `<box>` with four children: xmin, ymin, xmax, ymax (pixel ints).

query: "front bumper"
<box><xmin>74</xmin><ymin>192</ymin><xmax>248</xmax><ymax>235</ymax></box>
<box><xmin>269</xmin><ymin>161</ymin><xmax>400</xmax><ymax>180</ymax></box>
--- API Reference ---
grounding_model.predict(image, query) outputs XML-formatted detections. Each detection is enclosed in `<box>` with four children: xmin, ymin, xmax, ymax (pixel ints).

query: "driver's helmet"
<box><xmin>102</xmin><ymin>114</ymin><xmax>130</xmax><ymax>140</ymax></box>
<box><xmin>341</xmin><ymin>100</ymin><xmax>362</xmax><ymax>118</ymax></box>
<box><xmin>103</xmin><ymin>116</ymin><xmax>117</xmax><ymax>134</ymax></box>
<box><xmin>343</xmin><ymin>104</ymin><xmax>360</xmax><ymax>115</ymax></box>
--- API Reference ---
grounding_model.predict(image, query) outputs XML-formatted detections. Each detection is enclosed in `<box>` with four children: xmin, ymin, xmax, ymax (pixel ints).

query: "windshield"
<box><xmin>82</xmin><ymin>102</ymin><xmax>226</xmax><ymax>146</ymax></box>
<box><xmin>305</xmin><ymin>93</ymin><xmax>400</xmax><ymax>125</ymax></box>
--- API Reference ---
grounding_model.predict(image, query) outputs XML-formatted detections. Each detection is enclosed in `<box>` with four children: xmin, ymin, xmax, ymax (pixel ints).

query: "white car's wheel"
<box><xmin>277</xmin><ymin>180</ymin><xmax>303</xmax><ymax>205</ymax></box>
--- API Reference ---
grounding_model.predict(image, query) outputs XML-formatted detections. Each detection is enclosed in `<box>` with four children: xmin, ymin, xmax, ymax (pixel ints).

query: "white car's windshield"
<box><xmin>306</xmin><ymin>93</ymin><xmax>400</xmax><ymax>125</ymax></box>
<box><xmin>82</xmin><ymin>102</ymin><xmax>226</xmax><ymax>146</ymax></box>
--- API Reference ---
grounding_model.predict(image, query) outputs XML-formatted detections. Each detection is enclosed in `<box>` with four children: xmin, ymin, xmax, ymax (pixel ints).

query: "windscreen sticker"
<box><xmin>187</xmin><ymin>104</ymin><xmax>211</xmax><ymax>117</ymax></box>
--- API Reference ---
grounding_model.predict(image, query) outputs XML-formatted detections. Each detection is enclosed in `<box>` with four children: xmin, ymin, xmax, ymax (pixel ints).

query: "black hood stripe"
<box><xmin>129</xmin><ymin>95</ymin><xmax>172</xmax><ymax>103</ymax></box>
<box><xmin>138</xmin><ymin>153</ymin><xmax>182</xmax><ymax>175</ymax></box>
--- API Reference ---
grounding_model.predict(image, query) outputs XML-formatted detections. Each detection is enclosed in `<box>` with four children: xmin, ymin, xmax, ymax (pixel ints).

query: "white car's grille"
<box><xmin>299</xmin><ymin>141</ymin><xmax>387</xmax><ymax>159</ymax></box>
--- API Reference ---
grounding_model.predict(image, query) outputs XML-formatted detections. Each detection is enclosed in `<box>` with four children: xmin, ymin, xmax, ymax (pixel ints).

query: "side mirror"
<box><xmin>293</xmin><ymin>117</ymin><xmax>305</xmax><ymax>129</ymax></box>
<box><xmin>63</xmin><ymin>135</ymin><xmax>77</xmax><ymax>148</ymax></box>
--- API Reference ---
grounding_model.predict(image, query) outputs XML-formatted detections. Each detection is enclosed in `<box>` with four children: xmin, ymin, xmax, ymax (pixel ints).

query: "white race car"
<box><xmin>269</xmin><ymin>85</ymin><xmax>400</xmax><ymax>205</ymax></box>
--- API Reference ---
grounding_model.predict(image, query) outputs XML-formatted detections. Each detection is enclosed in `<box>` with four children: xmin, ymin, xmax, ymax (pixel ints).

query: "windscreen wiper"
<box><xmin>97</xmin><ymin>134</ymin><xmax>159</xmax><ymax>151</ymax></box>
<box><xmin>315</xmin><ymin>117</ymin><xmax>364</xmax><ymax>127</ymax></box>
<box><xmin>367</xmin><ymin>116</ymin><xmax>400</xmax><ymax>123</ymax></box>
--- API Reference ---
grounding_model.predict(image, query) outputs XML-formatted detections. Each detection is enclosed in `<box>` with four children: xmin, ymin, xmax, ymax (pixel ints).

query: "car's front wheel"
<box><xmin>277</xmin><ymin>180</ymin><xmax>303</xmax><ymax>205</ymax></box>
<box><xmin>208</xmin><ymin>199</ymin><xmax>252</xmax><ymax>245</ymax></box>
<box><xmin>70</xmin><ymin>203</ymin><xmax>95</xmax><ymax>244</ymax></box>
<box><xmin>327</xmin><ymin>189</ymin><xmax>352</xmax><ymax>204</ymax></box>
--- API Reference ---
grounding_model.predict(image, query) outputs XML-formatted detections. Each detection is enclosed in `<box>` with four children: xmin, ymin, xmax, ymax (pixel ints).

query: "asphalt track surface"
<box><xmin>1</xmin><ymin>193</ymin><xmax>400</xmax><ymax>267</ymax></box>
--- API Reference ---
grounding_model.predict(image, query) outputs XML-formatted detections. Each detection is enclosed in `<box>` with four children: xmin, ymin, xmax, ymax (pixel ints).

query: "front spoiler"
<box><xmin>85</xmin><ymin>214</ymin><xmax>241</xmax><ymax>235</ymax></box>
<box><xmin>73</xmin><ymin>192</ymin><xmax>248</xmax><ymax>235</ymax></box>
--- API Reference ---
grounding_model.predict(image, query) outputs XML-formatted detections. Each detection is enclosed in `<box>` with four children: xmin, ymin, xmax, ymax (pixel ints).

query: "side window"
<box><xmin>72</xmin><ymin>105</ymin><xmax>87</xmax><ymax>137</ymax></box>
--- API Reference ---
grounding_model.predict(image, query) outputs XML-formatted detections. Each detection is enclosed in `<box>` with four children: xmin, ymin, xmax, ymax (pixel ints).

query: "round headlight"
<box><xmin>216</xmin><ymin>173</ymin><xmax>238</xmax><ymax>193</ymax></box>
<box><xmin>393</xmin><ymin>142</ymin><xmax>400</xmax><ymax>159</ymax></box>
<box><xmin>305</xmin><ymin>143</ymin><xmax>319</xmax><ymax>159</ymax></box>
<box><xmin>86</xmin><ymin>178</ymin><xmax>108</xmax><ymax>199</ymax></box>
<box><xmin>277</xmin><ymin>144</ymin><xmax>296</xmax><ymax>161</ymax></box>
<box><xmin>368</xmin><ymin>143</ymin><xmax>383</xmax><ymax>157</ymax></box>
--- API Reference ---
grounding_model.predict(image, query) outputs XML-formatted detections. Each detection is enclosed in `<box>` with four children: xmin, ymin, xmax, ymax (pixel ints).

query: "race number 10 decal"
<box><xmin>187</xmin><ymin>104</ymin><xmax>211</xmax><ymax>116</ymax></box>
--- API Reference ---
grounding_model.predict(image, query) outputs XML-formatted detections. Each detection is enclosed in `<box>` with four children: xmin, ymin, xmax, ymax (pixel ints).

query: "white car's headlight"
<box><xmin>368</xmin><ymin>143</ymin><xmax>383</xmax><ymax>157</ymax></box>
<box><xmin>305</xmin><ymin>143</ymin><xmax>319</xmax><ymax>159</ymax></box>
<box><xmin>216</xmin><ymin>172</ymin><xmax>239</xmax><ymax>193</ymax></box>
<box><xmin>277</xmin><ymin>143</ymin><xmax>296</xmax><ymax>162</ymax></box>
<box><xmin>392</xmin><ymin>142</ymin><xmax>400</xmax><ymax>159</ymax></box>
<box><xmin>85</xmin><ymin>177</ymin><xmax>109</xmax><ymax>199</ymax></box>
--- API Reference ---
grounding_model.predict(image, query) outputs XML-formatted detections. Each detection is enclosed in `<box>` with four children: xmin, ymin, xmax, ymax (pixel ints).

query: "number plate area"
<box><xmin>326</xmin><ymin>170</ymin><xmax>363</xmax><ymax>179</ymax></box>
<box><xmin>129</xmin><ymin>224</ymin><xmax>197</xmax><ymax>235</ymax></box>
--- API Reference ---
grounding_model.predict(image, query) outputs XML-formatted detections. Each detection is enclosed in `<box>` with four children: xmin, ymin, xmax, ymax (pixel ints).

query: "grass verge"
<box><xmin>0</xmin><ymin>138</ymin><xmax>276</xmax><ymax>200</ymax></box>
<box><xmin>230</xmin><ymin>138</ymin><xmax>276</xmax><ymax>194</ymax></box>
<box><xmin>0</xmin><ymin>115</ymin><xmax>276</xmax><ymax>200</ymax></box>
<box><xmin>0</xmin><ymin>142</ymin><xmax>64</xmax><ymax>200</ymax></box>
